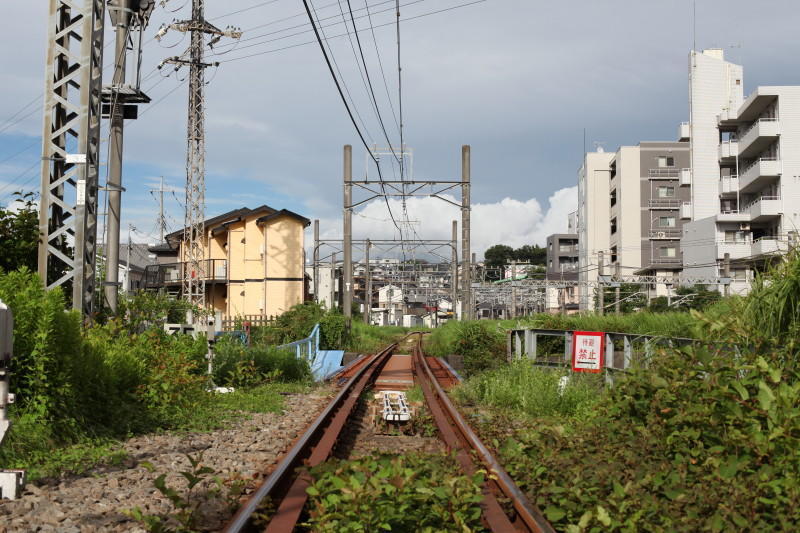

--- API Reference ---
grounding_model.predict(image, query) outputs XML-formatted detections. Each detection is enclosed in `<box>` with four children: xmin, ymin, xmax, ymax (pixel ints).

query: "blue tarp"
<box><xmin>311</xmin><ymin>350</ymin><xmax>345</xmax><ymax>380</ymax></box>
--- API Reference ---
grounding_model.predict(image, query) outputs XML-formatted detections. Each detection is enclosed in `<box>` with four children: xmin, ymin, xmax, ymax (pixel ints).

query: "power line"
<box><xmin>301</xmin><ymin>0</ymin><xmax>404</xmax><ymax>239</ymax></box>
<box><xmin>341</xmin><ymin>0</ymin><xmax>400</xmax><ymax>164</ymax></box>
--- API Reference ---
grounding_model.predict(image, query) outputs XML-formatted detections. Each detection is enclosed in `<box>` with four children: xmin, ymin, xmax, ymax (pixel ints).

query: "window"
<box><xmin>610</xmin><ymin>246</ymin><xmax>618</xmax><ymax>263</ymax></box>
<box><xmin>724</xmin><ymin>230</ymin><xmax>748</xmax><ymax>243</ymax></box>
<box><xmin>658</xmin><ymin>216</ymin><xmax>676</xmax><ymax>228</ymax></box>
<box><xmin>657</xmin><ymin>186</ymin><xmax>675</xmax><ymax>198</ymax></box>
<box><xmin>657</xmin><ymin>156</ymin><xmax>675</xmax><ymax>167</ymax></box>
<box><xmin>610</xmin><ymin>217</ymin><xmax>617</xmax><ymax>234</ymax></box>
<box><xmin>610</xmin><ymin>189</ymin><xmax>617</xmax><ymax>207</ymax></box>
<box><xmin>660</xmin><ymin>247</ymin><xmax>677</xmax><ymax>258</ymax></box>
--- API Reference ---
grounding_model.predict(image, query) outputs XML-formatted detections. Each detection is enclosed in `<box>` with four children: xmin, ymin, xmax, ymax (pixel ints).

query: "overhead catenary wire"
<box><xmin>301</xmin><ymin>0</ymin><xmax>405</xmax><ymax>241</ymax></box>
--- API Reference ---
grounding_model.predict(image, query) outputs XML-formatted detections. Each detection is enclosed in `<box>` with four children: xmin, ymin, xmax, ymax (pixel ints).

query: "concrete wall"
<box><xmin>578</xmin><ymin>151</ymin><xmax>614</xmax><ymax>310</ymax></box>
<box><xmin>689</xmin><ymin>49</ymin><xmax>744</xmax><ymax>220</ymax></box>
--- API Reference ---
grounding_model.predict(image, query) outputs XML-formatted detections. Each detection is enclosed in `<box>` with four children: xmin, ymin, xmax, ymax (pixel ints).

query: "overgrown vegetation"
<box><xmin>304</xmin><ymin>453</ymin><xmax>486</xmax><ymax>532</ymax></box>
<box><xmin>457</xmin><ymin>250</ymin><xmax>800</xmax><ymax>530</ymax></box>
<box><xmin>453</xmin><ymin>360</ymin><xmax>602</xmax><ymax>420</ymax></box>
<box><xmin>426</xmin><ymin>320</ymin><xmax>505</xmax><ymax>376</ymax></box>
<box><xmin>0</xmin><ymin>269</ymin><xmax>314</xmax><ymax>480</ymax></box>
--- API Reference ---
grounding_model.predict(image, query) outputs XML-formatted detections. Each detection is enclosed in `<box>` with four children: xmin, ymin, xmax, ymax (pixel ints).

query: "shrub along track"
<box><xmin>223</xmin><ymin>333</ymin><xmax>554</xmax><ymax>533</ymax></box>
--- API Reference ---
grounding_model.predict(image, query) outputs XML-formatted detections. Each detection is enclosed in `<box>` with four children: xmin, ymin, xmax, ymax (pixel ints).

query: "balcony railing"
<box><xmin>649</xmin><ymin>229</ymin><xmax>682</xmax><ymax>239</ymax></box>
<box><xmin>739</xmin><ymin>157</ymin><xmax>781</xmax><ymax>193</ymax></box>
<box><xmin>739</xmin><ymin>118</ymin><xmax>780</xmax><ymax>159</ymax></box>
<box><xmin>719</xmin><ymin>175</ymin><xmax>739</xmax><ymax>195</ymax></box>
<box><xmin>648</xmin><ymin>168</ymin><xmax>680</xmax><ymax>179</ymax></box>
<box><xmin>144</xmin><ymin>259</ymin><xmax>228</xmax><ymax>289</ymax></box>
<box><xmin>648</xmin><ymin>198</ymin><xmax>681</xmax><ymax>209</ymax></box>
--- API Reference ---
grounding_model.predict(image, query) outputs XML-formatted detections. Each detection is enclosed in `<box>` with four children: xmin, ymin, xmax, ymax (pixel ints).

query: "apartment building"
<box><xmin>144</xmin><ymin>205</ymin><xmax>310</xmax><ymax>317</ymax></box>
<box><xmin>684</xmin><ymin>85</ymin><xmax>800</xmax><ymax>291</ymax></box>
<box><xmin>577</xmin><ymin>150</ymin><xmax>615</xmax><ymax>310</ymax></box>
<box><xmin>546</xmin><ymin>234</ymin><xmax>579</xmax><ymax>280</ymax></box>
<box><xmin>681</xmin><ymin>49</ymin><xmax>800</xmax><ymax>293</ymax></box>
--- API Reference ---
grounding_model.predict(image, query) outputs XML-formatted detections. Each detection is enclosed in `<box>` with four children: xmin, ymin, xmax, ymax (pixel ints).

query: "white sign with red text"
<box><xmin>572</xmin><ymin>331</ymin><xmax>604</xmax><ymax>373</ymax></box>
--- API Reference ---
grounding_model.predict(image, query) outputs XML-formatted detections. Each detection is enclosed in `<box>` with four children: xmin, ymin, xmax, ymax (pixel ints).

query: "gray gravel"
<box><xmin>0</xmin><ymin>389</ymin><xmax>333</xmax><ymax>532</ymax></box>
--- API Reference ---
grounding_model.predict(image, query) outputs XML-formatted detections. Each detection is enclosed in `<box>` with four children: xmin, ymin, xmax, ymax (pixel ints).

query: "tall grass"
<box><xmin>452</xmin><ymin>360</ymin><xmax>602</xmax><ymax>419</ymax></box>
<box><xmin>507</xmin><ymin>311</ymin><xmax>699</xmax><ymax>339</ymax></box>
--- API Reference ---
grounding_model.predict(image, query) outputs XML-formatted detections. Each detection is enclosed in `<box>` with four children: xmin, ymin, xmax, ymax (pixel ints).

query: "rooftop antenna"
<box><xmin>693</xmin><ymin>0</ymin><xmax>696</xmax><ymax>52</ymax></box>
<box><xmin>593</xmin><ymin>141</ymin><xmax>606</xmax><ymax>153</ymax></box>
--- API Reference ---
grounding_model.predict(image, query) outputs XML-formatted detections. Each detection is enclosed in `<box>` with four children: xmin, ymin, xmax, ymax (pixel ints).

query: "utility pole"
<box><xmin>125</xmin><ymin>223</ymin><xmax>134</xmax><ymax>294</ymax></box>
<box><xmin>159</xmin><ymin>0</ymin><xmax>241</xmax><ymax>315</ymax></box>
<box><xmin>462</xmin><ymin>146</ymin><xmax>472</xmax><ymax>320</ymax></box>
<box><xmin>615</xmin><ymin>262</ymin><xmax>621</xmax><ymax>315</ymax></box>
<box><xmin>722</xmin><ymin>252</ymin><xmax>731</xmax><ymax>297</ymax></box>
<box><xmin>343</xmin><ymin>145</ymin><xmax>353</xmax><ymax>324</ymax></box>
<box><xmin>150</xmin><ymin>177</ymin><xmax>168</xmax><ymax>244</ymax></box>
<box><xmin>330</xmin><ymin>253</ymin><xmax>337</xmax><ymax>311</ymax></box>
<box><xmin>364</xmin><ymin>239</ymin><xmax>371</xmax><ymax>324</ymax></box>
<box><xmin>313</xmin><ymin>219</ymin><xmax>320</xmax><ymax>304</ymax></box>
<box><xmin>510</xmin><ymin>260</ymin><xmax>517</xmax><ymax>319</ymax></box>
<box><xmin>103</xmin><ymin>0</ymin><xmax>154</xmax><ymax>313</ymax></box>
<box><xmin>451</xmin><ymin>220</ymin><xmax>458</xmax><ymax>320</ymax></box>
<box><xmin>598</xmin><ymin>251</ymin><xmax>605</xmax><ymax>315</ymax></box>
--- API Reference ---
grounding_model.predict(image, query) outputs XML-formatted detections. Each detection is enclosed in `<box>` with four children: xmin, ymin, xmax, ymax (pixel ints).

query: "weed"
<box><xmin>125</xmin><ymin>452</ymin><xmax>245</xmax><ymax>533</ymax></box>
<box><xmin>304</xmin><ymin>453</ymin><xmax>486</xmax><ymax>532</ymax></box>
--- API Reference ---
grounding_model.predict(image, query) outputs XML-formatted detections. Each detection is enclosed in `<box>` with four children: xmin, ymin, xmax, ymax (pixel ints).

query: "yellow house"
<box><xmin>145</xmin><ymin>205</ymin><xmax>310</xmax><ymax>318</ymax></box>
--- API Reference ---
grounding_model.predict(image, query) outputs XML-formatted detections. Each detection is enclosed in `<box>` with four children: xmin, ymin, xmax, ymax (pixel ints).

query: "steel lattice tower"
<box><xmin>160</xmin><ymin>1</ymin><xmax>240</xmax><ymax>311</ymax></box>
<box><xmin>39</xmin><ymin>0</ymin><xmax>106</xmax><ymax>319</ymax></box>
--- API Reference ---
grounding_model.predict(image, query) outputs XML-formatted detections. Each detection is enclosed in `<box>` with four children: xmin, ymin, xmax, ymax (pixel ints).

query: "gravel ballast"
<box><xmin>0</xmin><ymin>389</ymin><xmax>334</xmax><ymax>532</ymax></box>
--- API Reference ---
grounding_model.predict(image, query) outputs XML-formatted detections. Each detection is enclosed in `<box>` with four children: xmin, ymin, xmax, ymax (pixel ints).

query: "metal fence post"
<box><xmin>623</xmin><ymin>335</ymin><xmax>633</xmax><ymax>369</ymax></box>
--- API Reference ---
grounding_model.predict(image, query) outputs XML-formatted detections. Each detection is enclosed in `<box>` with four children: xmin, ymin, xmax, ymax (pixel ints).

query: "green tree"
<box><xmin>0</xmin><ymin>192</ymin><xmax>39</xmax><ymax>273</ymax></box>
<box><xmin>513</xmin><ymin>244</ymin><xmax>547</xmax><ymax>265</ymax></box>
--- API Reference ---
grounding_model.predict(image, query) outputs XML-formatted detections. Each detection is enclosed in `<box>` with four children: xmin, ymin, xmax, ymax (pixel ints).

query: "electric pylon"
<box><xmin>158</xmin><ymin>1</ymin><xmax>240</xmax><ymax>312</ymax></box>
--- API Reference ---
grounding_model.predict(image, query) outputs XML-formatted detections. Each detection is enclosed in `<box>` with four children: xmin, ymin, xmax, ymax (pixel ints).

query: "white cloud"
<box><xmin>313</xmin><ymin>186</ymin><xmax>577</xmax><ymax>260</ymax></box>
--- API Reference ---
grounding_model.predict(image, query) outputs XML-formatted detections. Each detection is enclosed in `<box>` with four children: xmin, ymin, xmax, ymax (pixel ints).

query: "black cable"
<box><xmin>364</xmin><ymin>0</ymin><xmax>400</xmax><ymax>132</ymax></box>
<box><xmin>342</xmin><ymin>0</ymin><xmax>401</xmax><ymax>165</ymax></box>
<box><xmin>301</xmin><ymin>0</ymin><xmax>404</xmax><ymax>240</ymax></box>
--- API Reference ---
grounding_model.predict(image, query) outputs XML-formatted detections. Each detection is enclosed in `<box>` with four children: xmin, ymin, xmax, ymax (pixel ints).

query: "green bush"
<box><xmin>305</xmin><ymin>453</ymin><xmax>485</xmax><ymax>532</ymax></box>
<box><xmin>426</xmin><ymin>320</ymin><xmax>505</xmax><ymax>376</ymax></box>
<box><xmin>212</xmin><ymin>336</ymin><xmax>310</xmax><ymax>386</ymax></box>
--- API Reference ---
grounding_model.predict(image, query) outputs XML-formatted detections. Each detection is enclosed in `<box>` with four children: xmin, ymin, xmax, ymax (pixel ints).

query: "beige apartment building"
<box><xmin>145</xmin><ymin>205</ymin><xmax>310</xmax><ymax>318</ymax></box>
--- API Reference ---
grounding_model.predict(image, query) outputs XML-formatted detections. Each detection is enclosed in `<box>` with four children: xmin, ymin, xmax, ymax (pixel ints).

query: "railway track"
<box><xmin>224</xmin><ymin>333</ymin><xmax>554</xmax><ymax>532</ymax></box>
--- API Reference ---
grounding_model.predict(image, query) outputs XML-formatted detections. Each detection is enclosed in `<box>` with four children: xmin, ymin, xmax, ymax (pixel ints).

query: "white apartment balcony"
<box><xmin>648</xmin><ymin>198</ymin><xmax>681</xmax><ymax>209</ymax></box>
<box><xmin>738</xmin><ymin>118</ymin><xmax>780</xmax><ymax>159</ymax></box>
<box><xmin>718</xmin><ymin>108</ymin><xmax>738</xmax><ymax>124</ymax></box>
<box><xmin>680</xmin><ymin>168</ymin><xmax>692</xmax><ymax>186</ymax></box>
<box><xmin>678</xmin><ymin>122</ymin><xmax>690</xmax><ymax>141</ymax></box>
<box><xmin>752</xmin><ymin>237</ymin><xmax>787</xmax><ymax>257</ymax></box>
<box><xmin>719</xmin><ymin>175</ymin><xmax>739</xmax><ymax>197</ymax></box>
<box><xmin>739</xmin><ymin>158</ymin><xmax>781</xmax><ymax>193</ymax></box>
<box><xmin>717</xmin><ymin>210</ymin><xmax>751</xmax><ymax>223</ymax></box>
<box><xmin>718</xmin><ymin>140</ymin><xmax>738</xmax><ymax>163</ymax></box>
<box><xmin>680</xmin><ymin>202</ymin><xmax>692</xmax><ymax>219</ymax></box>
<box><xmin>649</xmin><ymin>229</ymin><xmax>682</xmax><ymax>240</ymax></box>
<box><xmin>717</xmin><ymin>241</ymin><xmax>751</xmax><ymax>260</ymax></box>
<box><xmin>745</xmin><ymin>196</ymin><xmax>781</xmax><ymax>223</ymax></box>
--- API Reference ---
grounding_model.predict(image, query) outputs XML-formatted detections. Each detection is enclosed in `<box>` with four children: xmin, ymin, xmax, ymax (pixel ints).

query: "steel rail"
<box><xmin>224</xmin><ymin>340</ymin><xmax>399</xmax><ymax>533</ymax></box>
<box><xmin>413</xmin><ymin>339</ymin><xmax>555</xmax><ymax>533</ymax></box>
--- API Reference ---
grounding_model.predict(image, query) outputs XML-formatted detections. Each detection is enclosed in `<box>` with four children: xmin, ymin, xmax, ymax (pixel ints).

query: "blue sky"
<box><xmin>2</xmin><ymin>0</ymin><xmax>800</xmax><ymax>256</ymax></box>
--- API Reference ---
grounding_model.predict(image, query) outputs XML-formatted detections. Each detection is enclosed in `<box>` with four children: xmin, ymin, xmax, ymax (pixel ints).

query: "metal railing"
<box><xmin>648</xmin><ymin>168</ymin><xmax>680</xmax><ymax>179</ymax></box>
<box><xmin>506</xmin><ymin>328</ymin><xmax>713</xmax><ymax>379</ymax></box>
<box><xmin>648</xmin><ymin>198</ymin><xmax>681</xmax><ymax>209</ymax></box>
<box><xmin>143</xmin><ymin>259</ymin><xmax>228</xmax><ymax>288</ymax></box>
<box><xmin>221</xmin><ymin>314</ymin><xmax>277</xmax><ymax>332</ymax></box>
<box><xmin>649</xmin><ymin>229</ymin><xmax>681</xmax><ymax>239</ymax></box>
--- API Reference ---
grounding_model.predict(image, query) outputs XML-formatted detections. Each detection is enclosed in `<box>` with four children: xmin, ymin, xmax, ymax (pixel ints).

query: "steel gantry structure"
<box><xmin>39</xmin><ymin>0</ymin><xmax>107</xmax><ymax>318</ymax></box>
<box><xmin>340</xmin><ymin>145</ymin><xmax>473</xmax><ymax>322</ymax></box>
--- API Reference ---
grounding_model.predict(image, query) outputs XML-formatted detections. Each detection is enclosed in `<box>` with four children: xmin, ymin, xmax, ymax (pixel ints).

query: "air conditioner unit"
<box><xmin>656</xmin><ymin>231</ymin><xmax>667</xmax><ymax>238</ymax></box>
<box><xmin>739</xmin><ymin>223</ymin><xmax>751</xmax><ymax>231</ymax></box>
